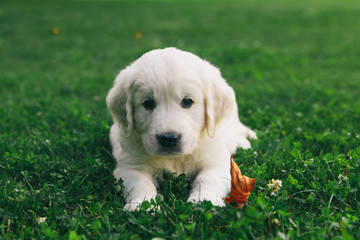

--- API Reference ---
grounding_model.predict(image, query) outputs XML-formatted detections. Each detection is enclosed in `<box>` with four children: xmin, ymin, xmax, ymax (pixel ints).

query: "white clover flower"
<box><xmin>36</xmin><ymin>217</ymin><xmax>46</xmax><ymax>224</ymax></box>
<box><xmin>267</xmin><ymin>179</ymin><xmax>282</xmax><ymax>196</ymax></box>
<box><xmin>338</xmin><ymin>174</ymin><xmax>348</xmax><ymax>182</ymax></box>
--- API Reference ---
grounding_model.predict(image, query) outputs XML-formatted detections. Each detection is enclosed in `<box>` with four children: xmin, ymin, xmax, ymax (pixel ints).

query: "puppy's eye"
<box><xmin>142</xmin><ymin>98</ymin><xmax>156</xmax><ymax>110</ymax></box>
<box><xmin>181</xmin><ymin>97</ymin><xmax>194</xmax><ymax>109</ymax></box>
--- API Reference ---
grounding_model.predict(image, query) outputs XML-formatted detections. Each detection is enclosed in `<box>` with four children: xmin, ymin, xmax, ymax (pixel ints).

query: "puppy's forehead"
<box><xmin>138</xmin><ymin>48</ymin><xmax>205</xmax><ymax>68</ymax></box>
<box><xmin>133</xmin><ymin>71</ymin><xmax>202</xmax><ymax>101</ymax></box>
<box><xmin>132</xmin><ymin>49</ymin><xmax>206</xmax><ymax>90</ymax></box>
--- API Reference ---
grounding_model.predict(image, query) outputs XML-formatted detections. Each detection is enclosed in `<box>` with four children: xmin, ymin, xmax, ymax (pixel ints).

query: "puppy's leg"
<box><xmin>187</xmin><ymin>167</ymin><xmax>230</xmax><ymax>207</ymax></box>
<box><xmin>236</xmin><ymin>122</ymin><xmax>257</xmax><ymax>150</ymax></box>
<box><xmin>114</xmin><ymin>167</ymin><xmax>157</xmax><ymax>211</ymax></box>
<box><xmin>245</xmin><ymin>126</ymin><xmax>257</xmax><ymax>140</ymax></box>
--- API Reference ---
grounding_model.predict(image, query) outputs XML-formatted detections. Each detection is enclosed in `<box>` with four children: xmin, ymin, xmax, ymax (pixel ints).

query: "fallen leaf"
<box><xmin>224</xmin><ymin>155</ymin><xmax>256</xmax><ymax>208</ymax></box>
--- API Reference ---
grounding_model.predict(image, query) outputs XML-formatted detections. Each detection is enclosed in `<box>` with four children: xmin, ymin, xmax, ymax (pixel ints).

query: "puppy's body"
<box><xmin>107</xmin><ymin>48</ymin><xmax>256</xmax><ymax>210</ymax></box>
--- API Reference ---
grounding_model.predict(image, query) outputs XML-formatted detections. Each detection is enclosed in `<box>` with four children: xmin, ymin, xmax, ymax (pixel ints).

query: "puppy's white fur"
<box><xmin>107</xmin><ymin>48</ymin><xmax>257</xmax><ymax>211</ymax></box>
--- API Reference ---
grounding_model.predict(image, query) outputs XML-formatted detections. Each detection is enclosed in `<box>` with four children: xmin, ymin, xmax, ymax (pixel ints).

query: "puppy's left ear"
<box><xmin>204</xmin><ymin>66</ymin><xmax>236</xmax><ymax>138</ymax></box>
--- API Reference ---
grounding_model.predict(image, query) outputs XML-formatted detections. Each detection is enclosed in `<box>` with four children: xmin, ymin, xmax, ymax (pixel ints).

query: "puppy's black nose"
<box><xmin>156</xmin><ymin>132</ymin><xmax>181</xmax><ymax>149</ymax></box>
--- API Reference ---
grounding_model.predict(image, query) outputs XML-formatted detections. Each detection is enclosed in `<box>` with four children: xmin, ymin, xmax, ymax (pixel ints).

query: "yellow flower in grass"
<box><xmin>135</xmin><ymin>31</ymin><xmax>143</xmax><ymax>39</ymax></box>
<box><xmin>52</xmin><ymin>27</ymin><xmax>60</xmax><ymax>35</ymax></box>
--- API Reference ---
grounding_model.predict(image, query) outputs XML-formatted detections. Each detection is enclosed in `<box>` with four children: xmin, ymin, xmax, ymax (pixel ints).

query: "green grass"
<box><xmin>1</xmin><ymin>0</ymin><xmax>360</xmax><ymax>239</ymax></box>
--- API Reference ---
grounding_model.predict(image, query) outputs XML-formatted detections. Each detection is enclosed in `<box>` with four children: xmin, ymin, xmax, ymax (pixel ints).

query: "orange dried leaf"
<box><xmin>224</xmin><ymin>155</ymin><xmax>256</xmax><ymax>208</ymax></box>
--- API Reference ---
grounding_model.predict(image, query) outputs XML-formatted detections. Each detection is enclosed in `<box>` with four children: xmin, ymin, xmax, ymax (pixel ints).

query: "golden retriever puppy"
<box><xmin>106</xmin><ymin>48</ymin><xmax>257</xmax><ymax>211</ymax></box>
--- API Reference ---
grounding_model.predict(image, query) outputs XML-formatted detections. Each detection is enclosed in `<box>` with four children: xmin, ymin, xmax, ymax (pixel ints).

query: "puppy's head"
<box><xmin>107</xmin><ymin>48</ymin><xmax>235</xmax><ymax>156</ymax></box>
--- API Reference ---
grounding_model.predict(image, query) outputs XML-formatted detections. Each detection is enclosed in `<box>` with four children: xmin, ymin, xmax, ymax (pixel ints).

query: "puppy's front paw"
<box><xmin>187</xmin><ymin>193</ymin><xmax>225</xmax><ymax>207</ymax></box>
<box><xmin>124</xmin><ymin>202</ymin><xmax>141</xmax><ymax>211</ymax></box>
<box><xmin>124</xmin><ymin>201</ymin><xmax>161</xmax><ymax>212</ymax></box>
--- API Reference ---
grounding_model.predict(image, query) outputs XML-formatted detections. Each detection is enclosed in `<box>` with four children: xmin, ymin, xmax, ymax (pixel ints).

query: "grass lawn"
<box><xmin>1</xmin><ymin>0</ymin><xmax>360</xmax><ymax>239</ymax></box>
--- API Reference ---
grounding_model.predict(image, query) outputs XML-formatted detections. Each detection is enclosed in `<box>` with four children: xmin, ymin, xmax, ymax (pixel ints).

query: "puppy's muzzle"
<box><xmin>156</xmin><ymin>132</ymin><xmax>181</xmax><ymax>152</ymax></box>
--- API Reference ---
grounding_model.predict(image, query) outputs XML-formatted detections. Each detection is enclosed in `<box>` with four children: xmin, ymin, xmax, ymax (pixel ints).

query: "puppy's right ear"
<box><xmin>106</xmin><ymin>68</ymin><xmax>134</xmax><ymax>137</ymax></box>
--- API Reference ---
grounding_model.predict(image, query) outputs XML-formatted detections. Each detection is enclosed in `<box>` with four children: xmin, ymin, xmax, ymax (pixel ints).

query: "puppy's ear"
<box><xmin>204</xmin><ymin>67</ymin><xmax>236</xmax><ymax>138</ymax></box>
<box><xmin>106</xmin><ymin>68</ymin><xmax>134</xmax><ymax>137</ymax></box>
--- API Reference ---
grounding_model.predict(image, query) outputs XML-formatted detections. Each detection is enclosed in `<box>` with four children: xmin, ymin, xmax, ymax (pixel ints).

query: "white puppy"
<box><xmin>106</xmin><ymin>48</ymin><xmax>257</xmax><ymax>211</ymax></box>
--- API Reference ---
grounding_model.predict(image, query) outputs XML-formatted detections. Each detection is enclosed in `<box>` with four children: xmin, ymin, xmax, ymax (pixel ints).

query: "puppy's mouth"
<box><xmin>148</xmin><ymin>146</ymin><xmax>183</xmax><ymax>157</ymax></box>
<box><xmin>156</xmin><ymin>148</ymin><xmax>182</xmax><ymax>156</ymax></box>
